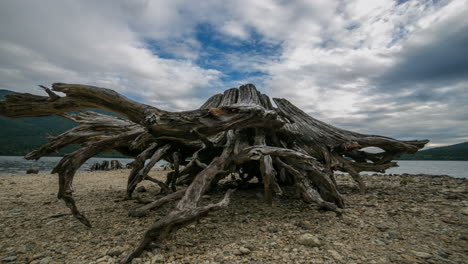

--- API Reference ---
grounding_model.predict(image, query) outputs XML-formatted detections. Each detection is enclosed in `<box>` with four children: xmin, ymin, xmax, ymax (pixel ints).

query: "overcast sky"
<box><xmin>1</xmin><ymin>0</ymin><xmax>467</xmax><ymax>147</ymax></box>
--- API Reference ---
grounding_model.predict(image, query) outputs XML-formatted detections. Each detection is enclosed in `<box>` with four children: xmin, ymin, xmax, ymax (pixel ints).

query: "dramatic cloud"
<box><xmin>0</xmin><ymin>0</ymin><xmax>466</xmax><ymax>146</ymax></box>
<box><xmin>0</xmin><ymin>0</ymin><xmax>222</xmax><ymax>110</ymax></box>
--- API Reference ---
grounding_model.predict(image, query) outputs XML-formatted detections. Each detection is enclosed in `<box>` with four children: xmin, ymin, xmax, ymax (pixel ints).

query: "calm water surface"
<box><xmin>375</xmin><ymin>160</ymin><xmax>467</xmax><ymax>178</ymax></box>
<box><xmin>0</xmin><ymin>156</ymin><xmax>163</xmax><ymax>175</ymax></box>
<box><xmin>0</xmin><ymin>156</ymin><xmax>466</xmax><ymax>178</ymax></box>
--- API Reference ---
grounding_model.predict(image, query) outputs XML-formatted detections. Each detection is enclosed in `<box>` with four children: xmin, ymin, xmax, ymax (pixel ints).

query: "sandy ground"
<box><xmin>0</xmin><ymin>169</ymin><xmax>467</xmax><ymax>264</ymax></box>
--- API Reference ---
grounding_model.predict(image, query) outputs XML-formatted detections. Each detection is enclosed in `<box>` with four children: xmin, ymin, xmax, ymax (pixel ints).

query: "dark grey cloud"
<box><xmin>0</xmin><ymin>0</ymin><xmax>466</xmax><ymax>147</ymax></box>
<box><xmin>376</xmin><ymin>10</ymin><xmax>468</xmax><ymax>92</ymax></box>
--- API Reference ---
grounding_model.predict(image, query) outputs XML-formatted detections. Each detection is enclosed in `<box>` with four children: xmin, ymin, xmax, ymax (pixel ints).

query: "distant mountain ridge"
<box><xmin>398</xmin><ymin>142</ymin><xmax>468</xmax><ymax>161</ymax></box>
<box><xmin>0</xmin><ymin>89</ymin><xmax>123</xmax><ymax>157</ymax></box>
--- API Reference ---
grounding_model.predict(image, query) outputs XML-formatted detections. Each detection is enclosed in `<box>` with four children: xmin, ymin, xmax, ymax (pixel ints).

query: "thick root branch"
<box><xmin>128</xmin><ymin>189</ymin><xmax>186</xmax><ymax>217</ymax></box>
<box><xmin>122</xmin><ymin>189</ymin><xmax>235</xmax><ymax>264</ymax></box>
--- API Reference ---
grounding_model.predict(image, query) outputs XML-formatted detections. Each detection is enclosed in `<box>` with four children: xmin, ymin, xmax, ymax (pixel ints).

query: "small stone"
<box><xmin>114</xmin><ymin>229</ymin><xmax>125</xmax><ymax>236</ymax></box>
<box><xmin>295</xmin><ymin>220</ymin><xmax>313</xmax><ymax>230</ymax></box>
<box><xmin>151</xmin><ymin>254</ymin><xmax>164</xmax><ymax>264</ymax></box>
<box><xmin>91</xmin><ymin>238</ymin><xmax>101</xmax><ymax>244</ymax></box>
<box><xmin>446</xmin><ymin>194</ymin><xmax>460</xmax><ymax>200</ymax></box>
<box><xmin>135</xmin><ymin>186</ymin><xmax>147</xmax><ymax>193</ymax></box>
<box><xmin>205</xmin><ymin>224</ymin><xmax>217</xmax><ymax>229</ymax></box>
<box><xmin>460</xmin><ymin>207</ymin><xmax>468</xmax><ymax>216</ymax></box>
<box><xmin>374</xmin><ymin>239</ymin><xmax>386</xmax><ymax>246</ymax></box>
<box><xmin>411</xmin><ymin>251</ymin><xmax>431</xmax><ymax>259</ymax></box>
<box><xmin>375</xmin><ymin>224</ymin><xmax>390</xmax><ymax>232</ymax></box>
<box><xmin>387</xmin><ymin>230</ymin><xmax>402</xmax><ymax>240</ymax></box>
<box><xmin>97</xmin><ymin>256</ymin><xmax>110</xmax><ymax>263</ymax></box>
<box><xmin>39</xmin><ymin>256</ymin><xmax>52</xmax><ymax>264</ymax></box>
<box><xmin>243</xmin><ymin>243</ymin><xmax>255</xmax><ymax>251</ymax></box>
<box><xmin>2</xmin><ymin>256</ymin><xmax>17</xmax><ymax>262</ymax></box>
<box><xmin>26</xmin><ymin>168</ymin><xmax>39</xmax><ymax>174</ymax></box>
<box><xmin>438</xmin><ymin>250</ymin><xmax>450</xmax><ymax>259</ymax></box>
<box><xmin>267</xmin><ymin>226</ymin><xmax>279</xmax><ymax>233</ymax></box>
<box><xmin>400</xmin><ymin>254</ymin><xmax>419</xmax><ymax>262</ymax></box>
<box><xmin>107</xmin><ymin>247</ymin><xmax>124</xmax><ymax>257</ymax></box>
<box><xmin>297</xmin><ymin>234</ymin><xmax>321</xmax><ymax>247</ymax></box>
<box><xmin>328</xmin><ymin>250</ymin><xmax>343</xmax><ymax>261</ymax></box>
<box><xmin>239</xmin><ymin>247</ymin><xmax>251</xmax><ymax>255</ymax></box>
<box><xmin>128</xmin><ymin>209</ymin><xmax>147</xmax><ymax>218</ymax></box>
<box><xmin>31</xmin><ymin>253</ymin><xmax>45</xmax><ymax>260</ymax></box>
<box><xmin>131</xmin><ymin>257</ymin><xmax>142</xmax><ymax>264</ymax></box>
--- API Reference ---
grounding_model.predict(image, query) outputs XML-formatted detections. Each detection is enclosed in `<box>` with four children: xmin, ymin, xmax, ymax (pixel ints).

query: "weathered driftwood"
<box><xmin>26</xmin><ymin>168</ymin><xmax>39</xmax><ymax>174</ymax></box>
<box><xmin>90</xmin><ymin>160</ymin><xmax>123</xmax><ymax>171</ymax></box>
<box><xmin>0</xmin><ymin>83</ymin><xmax>428</xmax><ymax>263</ymax></box>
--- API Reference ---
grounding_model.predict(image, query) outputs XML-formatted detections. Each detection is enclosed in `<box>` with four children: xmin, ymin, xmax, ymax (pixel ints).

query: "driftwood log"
<box><xmin>0</xmin><ymin>83</ymin><xmax>428</xmax><ymax>263</ymax></box>
<box><xmin>90</xmin><ymin>160</ymin><xmax>124</xmax><ymax>171</ymax></box>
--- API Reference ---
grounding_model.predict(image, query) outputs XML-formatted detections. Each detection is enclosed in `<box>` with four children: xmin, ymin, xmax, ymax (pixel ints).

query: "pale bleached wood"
<box><xmin>0</xmin><ymin>83</ymin><xmax>429</xmax><ymax>264</ymax></box>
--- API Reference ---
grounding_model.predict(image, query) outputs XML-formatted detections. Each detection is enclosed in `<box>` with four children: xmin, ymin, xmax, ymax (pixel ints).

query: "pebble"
<box><xmin>151</xmin><ymin>254</ymin><xmax>164</xmax><ymax>264</ymax></box>
<box><xmin>387</xmin><ymin>230</ymin><xmax>402</xmax><ymax>240</ymax></box>
<box><xmin>400</xmin><ymin>254</ymin><xmax>419</xmax><ymax>262</ymax></box>
<box><xmin>411</xmin><ymin>251</ymin><xmax>432</xmax><ymax>259</ymax></box>
<box><xmin>297</xmin><ymin>234</ymin><xmax>321</xmax><ymax>247</ymax></box>
<box><xmin>2</xmin><ymin>256</ymin><xmax>17</xmax><ymax>262</ymax></box>
<box><xmin>239</xmin><ymin>247</ymin><xmax>251</xmax><ymax>255</ymax></box>
<box><xmin>31</xmin><ymin>253</ymin><xmax>45</xmax><ymax>260</ymax></box>
<box><xmin>375</xmin><ymin>224</ymin><xmax>390</xmax><ymax>232</ymax></box>
<box><xmin>460</xmin><ymin>207</ymin><xmax>468</xmax><ymax>215</ymax></box>
<box><xmin>131</xmin><ymin>258</ymin><xmax>142</xmax><ymax>264</ymax></box>
<box><xmin>97</xmin><ymin>256</ymin><xmax>111</xmax><ymax>263</ymax></box>
<box><xmin>438</xmin><ymin>250</ymin><xmax>450</xmax><ymax>259</ymax></box>
<box><xmin>39</xmin><ymin>256</ymin><xmax>52</xmax><ymax>264</ymax></box>
<box><xmin>107</xmin><ymin>247</ymin><xmax>124</xmax><ymax>257</ymax></box>
<box><xmin>267</xmin><ymin>226</ymin><xmax>279</xmax><ymax>233</ymax></box>
<box><xmin>295</xmin><ymin>220</ymin><xmax>313</xmax><ymax>230</ymax></box>
<box><xmin>328</xmin><ymin>250</ymin><xmax>344</xmax><ymax>261</ymax></box>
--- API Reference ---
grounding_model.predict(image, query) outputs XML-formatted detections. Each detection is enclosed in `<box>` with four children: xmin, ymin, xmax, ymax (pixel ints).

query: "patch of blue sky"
<box><xmin>396</xmin><ymin>0</ymin><xmax>411</xmax><ymax>4</ymax></box>
<box><xmin>145</xmin><ymin>23</ymin><xmax>281</xmax><ymax>90</ymax></box>
<box><xmin>193</xmin><ymin>23</ymin><xmax>281</xmax><ymax>90</ymax></box>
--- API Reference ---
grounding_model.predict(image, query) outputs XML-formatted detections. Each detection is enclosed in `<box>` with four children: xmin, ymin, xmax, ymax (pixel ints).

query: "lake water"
<box><xmin>0</xmin><ymin>156</ymin><xmax>162</xmax><ymax>175</ymax></box>
<box><xmin>374</xmin><ymin>160</ymin><xmax>467</xmax><ymax>178</ymax></box>
<box><xmin>0</xmin><ymin>156</ymin><xmax>466</xmax><ymax>179</ymax></box>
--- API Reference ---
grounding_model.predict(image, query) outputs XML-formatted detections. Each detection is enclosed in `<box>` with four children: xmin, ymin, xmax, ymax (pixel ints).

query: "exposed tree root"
<box><xmin>128</xmin><ymin>189</ymin><xmax>187</xmax><ymax>217</ymax></box>
<box><xmin>0</xmin><ymin>83</ymin><xmax>428</xmax><ymax>263</ymax></box>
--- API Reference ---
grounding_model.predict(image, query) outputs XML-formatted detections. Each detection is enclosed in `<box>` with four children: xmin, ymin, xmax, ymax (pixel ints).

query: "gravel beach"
<box><xmin>1</xmin><ymin>169</ymin><xmax>467</xmax><ymax>264</ymax></box>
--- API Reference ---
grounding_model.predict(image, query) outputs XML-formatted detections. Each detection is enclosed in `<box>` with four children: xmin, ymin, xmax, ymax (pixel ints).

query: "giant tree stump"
<box><xmin>0</xmin><ymin>83</ymin><xmax>428</xmax><ymax>263</ymax></box>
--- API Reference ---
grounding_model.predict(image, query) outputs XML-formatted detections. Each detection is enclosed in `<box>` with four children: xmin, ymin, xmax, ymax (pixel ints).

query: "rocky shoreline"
<box><xmin>0</xmin><ymin>169</ymin><xmax>467</xmax><ymax>264</ymax></box>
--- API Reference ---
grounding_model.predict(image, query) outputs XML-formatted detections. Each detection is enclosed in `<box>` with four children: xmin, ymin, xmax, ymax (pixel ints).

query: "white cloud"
<box><xmin>220</xmin><ymin>21</ymin><xmax>249</xmax><ymax>39</ymax></box>
<box><xmin>0</xmin><ymin>0</ymin><xmax>221</xmax><ymax>110</ymax></box>
<box><xmin>0</xmin><ymin>0</ymin><xmax>466</xmax><ymax>145</ymax></box>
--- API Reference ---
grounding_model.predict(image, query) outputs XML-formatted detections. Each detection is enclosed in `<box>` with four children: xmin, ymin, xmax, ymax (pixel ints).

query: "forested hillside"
<box><xmin>398</xmin><ymin>142</ymin><xmax>468</xmax><ymax>161</ymax></box>
<box><xmin>0</xmin><ymin>90</ymin><xmax>124</xmax><ymax>157</ymax></box>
